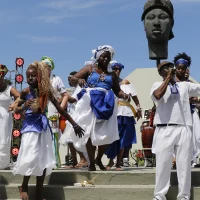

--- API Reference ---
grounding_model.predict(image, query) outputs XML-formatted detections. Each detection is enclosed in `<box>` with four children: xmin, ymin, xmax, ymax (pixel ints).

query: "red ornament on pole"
<box><xmin>13</xmin><ymin>113</ymin><xmax>21</xmax><ymax>120</ymax></box>
<box><xmin>13</xmin><ymin>130</ymin><xmax>21</xmax><ymax>137</ymax></box>
<box><xmin>11</xmin><ymin>147</ymin><xmax>19</xmax><ymax>156</ymax></box>
<box><xmin>15</xmin><ymin>58</ymin><xmax>24</xmax><ymax>67</ymax></box>
<box><xmin>15</xmin><ymin>74</ymin><xmax>24</xmax><ymax>84</ymax></box>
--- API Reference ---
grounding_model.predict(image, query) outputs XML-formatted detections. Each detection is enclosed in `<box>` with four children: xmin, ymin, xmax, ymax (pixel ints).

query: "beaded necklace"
<box><xmin>87</xmin><ymin>65</ymin><xmax>107</xmax><ymax>88</ymax></box>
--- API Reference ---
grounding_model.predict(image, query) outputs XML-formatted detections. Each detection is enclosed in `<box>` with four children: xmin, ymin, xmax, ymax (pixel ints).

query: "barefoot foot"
<box><xmin>19</xmin><ymin>186</ymin><xmax>29</xmax><ymax>200</ymax></box>
<box><xmin>21</xmin><ymin>192</ymin><xmax>29</xmax><ymax>200</ymax></box>
<box><xmin>106</xmin><ymin>160</ymin><xmax>114</xmax><ymax>170</ymax></box>
<box><xmin>95</xmin><ymin>159</ymin><xmax>106</xmax><ymax>171</ymax></box>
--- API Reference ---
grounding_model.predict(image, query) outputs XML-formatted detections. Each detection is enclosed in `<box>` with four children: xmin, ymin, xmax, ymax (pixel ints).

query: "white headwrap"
<box><xmin>107</xmin><ymin>60</ymin><xmax>118</xmax><ymax>72</ymax></box>
<box><xmin>41</xmin><ymin>59</ymin><xmax>53</xmax><ymax>69</ymax></box>
<box><xmin>91</xmin><ymin>45</ymin><xmax>115</xmax><ymax>62</ymax></box>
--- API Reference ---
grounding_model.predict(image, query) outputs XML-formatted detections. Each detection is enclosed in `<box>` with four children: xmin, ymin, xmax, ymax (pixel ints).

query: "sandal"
<box><xmin>116</xmin><ymin>166</ymin><xmax>123</xmax><ymax>171</ymax></box>
<box><xmin>75</xmin><ymin>162</ymin><xmax>88</xmax><ymax>169</ymax></box>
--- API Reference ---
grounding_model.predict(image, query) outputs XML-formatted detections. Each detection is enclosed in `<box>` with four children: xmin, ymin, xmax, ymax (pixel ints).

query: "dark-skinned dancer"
<box><xmin>105</xmin><ymin>61</ymin><xmax>142</xmax><ymax>170</ymax></box>
<box><xmin>151</xmin><ymin>61</ymin><xmax>200</xmax><ymax>200</ymax></box>
<box><xmin>12</xmin><ymin>61</ymin><xmax>84</xmax><ymax>200</ymax></box>
<box><xmin>61</xmin><ymin>45</ymin><xmax>129</xmax><ymax>171</ymax></box>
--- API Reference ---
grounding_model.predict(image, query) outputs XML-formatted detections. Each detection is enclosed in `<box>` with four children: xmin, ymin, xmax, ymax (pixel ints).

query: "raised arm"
<box><xmin>10</xmin><ymin>87</ymin><xmax>20</xmax><ymax>99</ymax></box>
<box><xmin>14</xmin><ymin>88</ymin><xmax>32</xmax><ymax>113</ymax></box>
<box><xmin>60</xmin><ymin>93</ymin><xmax>68</xmax><ymax>109</ymax></box>
<box><xmin>8</xmin><ymin>87</ymin><xmax>20</xmax><ymax>111</ymax></box>
<box><xmin>70</xmin><ymin>65</ymin><xmax>92</xmax><ymax>87</ymax></box>
<box><xmin>153</xmin><ymin>69</ymin><xmax>174</xmax><ymax>100</ymax></box>
<box><xmin>49</xmin><ymin>91</ymin><xmax>84</xmax><ymax>137</ymax></box>
<box><xmin>112</xmin><ymin>72</ymin><xmax>129</xmax><ymax>100</ymax></box>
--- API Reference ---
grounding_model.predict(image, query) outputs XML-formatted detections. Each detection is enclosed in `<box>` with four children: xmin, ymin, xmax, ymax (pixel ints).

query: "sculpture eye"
<box><xmin>159</xmin><ymin>14</ymin><xmax>168</xmax><ymax>20</ymax></box>
<box><xmin>146</xmin><ymin>14</ymin><xmax>155</xmax><ymax>20</ymax></box>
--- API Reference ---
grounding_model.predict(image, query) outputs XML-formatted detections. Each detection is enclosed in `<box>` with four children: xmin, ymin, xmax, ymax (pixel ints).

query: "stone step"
<box><xmin>1</xmin><ymin>168</ymin><xmax>200</xmax><ymax>186</ymax></box>
<box><xmin>0</xmin><ymin>184</ymin><xmax>199</xmax><ymax>200</ymax></box>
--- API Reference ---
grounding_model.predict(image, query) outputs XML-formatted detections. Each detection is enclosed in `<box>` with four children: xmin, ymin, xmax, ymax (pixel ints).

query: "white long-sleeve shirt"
<box><xmin>47</xmin><ymin>75</ymin><xmax>66</xmax><ymax>117</ymax></box>
<box><xmin>150</xmin><ymin>82</ymin><xmax>200</xmax><ymax>126</ymax></box>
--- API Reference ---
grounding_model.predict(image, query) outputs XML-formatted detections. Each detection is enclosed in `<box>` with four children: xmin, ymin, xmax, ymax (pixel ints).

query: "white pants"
<box><xmin>152</xmin><ymin>125</ymin><xmax>192</xmax><ymax>200</ymax></box>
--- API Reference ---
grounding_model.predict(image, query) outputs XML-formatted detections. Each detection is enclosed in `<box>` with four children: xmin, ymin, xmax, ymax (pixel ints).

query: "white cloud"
<box><xmin>37</xmin><ymin>0</ymin><xmax>112</xmax><ymax>23</ymax></box>
<box><xmin>39</xmin><ymin>0</ymin><xmax>104</xmax><ymax>10</ymax></box>
<box><xmin>111</xmin><ymin>2</ymin><xmax>139</xmax><ymax>13</ymax></box>
<box><xmin>18</xmin><ymin>34</ymin><xmax>70</xmax><ymax>43</ymax></box>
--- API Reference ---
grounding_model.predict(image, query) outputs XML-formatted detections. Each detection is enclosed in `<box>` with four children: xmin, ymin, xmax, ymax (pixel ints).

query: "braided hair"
<box><xmin>27</xmin><ymin>61</ymin><xmax>52</xmax><ymax>113</ymax></box>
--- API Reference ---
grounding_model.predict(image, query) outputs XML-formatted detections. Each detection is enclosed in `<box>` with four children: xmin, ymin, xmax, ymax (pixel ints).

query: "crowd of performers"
<box><xmin>0</xmin><ymin>46</ymin><xmax>200</xmax><ymax>200</ymax></box>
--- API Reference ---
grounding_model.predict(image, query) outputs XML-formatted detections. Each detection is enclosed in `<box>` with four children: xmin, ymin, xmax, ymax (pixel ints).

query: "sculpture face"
<box><xmin>144</xmin><ymin>8</ymin><xmax>173</xmax><ymax>43</ymax></box>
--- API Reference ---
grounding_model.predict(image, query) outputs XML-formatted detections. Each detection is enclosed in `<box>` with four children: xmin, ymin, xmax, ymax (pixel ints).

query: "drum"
<box><xmin>141</xmin><ymin>121</ymin><xmax>155</xmax><ymax>158</ymax></box>
<box><xmin>59</xmin><ymin>116</ymin><xmax>66</xmax><ymax>133</ymax></box>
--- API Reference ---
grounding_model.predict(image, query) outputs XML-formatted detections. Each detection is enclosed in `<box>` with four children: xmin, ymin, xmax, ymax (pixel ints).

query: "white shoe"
<box><xmin>123</xmin><ymin>158</ymin><xmax>130</xmax><ymax>167</ymax></box>
<box><xmin>191</xmin><ymin>162</ymin><xmax>197</xmax><ymax>168</ymax></box>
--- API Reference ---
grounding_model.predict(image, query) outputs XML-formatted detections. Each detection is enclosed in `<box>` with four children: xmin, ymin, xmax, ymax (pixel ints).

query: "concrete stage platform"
<box><xmin>0</xmin><ymin>167</ymin><xmax>200</xmax><ymax>200</ymax></box>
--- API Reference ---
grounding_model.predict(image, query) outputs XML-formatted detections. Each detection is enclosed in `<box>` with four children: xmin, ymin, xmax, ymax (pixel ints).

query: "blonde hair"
<box><xmin>27</xmin><ymin>61</ymin><xmax>52</xmax><ymax>113</ymax></box>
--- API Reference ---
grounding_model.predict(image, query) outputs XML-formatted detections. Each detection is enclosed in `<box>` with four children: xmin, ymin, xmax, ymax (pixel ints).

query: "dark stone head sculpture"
<box><xmin>142</xmin><ymin>0</ymin><xmax>174</xmax><ymax>60</ymax></box>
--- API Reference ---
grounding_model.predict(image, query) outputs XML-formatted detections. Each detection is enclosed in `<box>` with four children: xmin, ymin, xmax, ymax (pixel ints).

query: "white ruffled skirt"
<box><xmin>192</xmin><ymin>110</ymin><xmax>200</xmax><ymax>160</ymax></box>
<box><xmin>59</xmin><ymin>88</ymin><xmax>119</xmax><ymax>153</ymax></box>
<box><xmin>0</xmin><ymin>111</ymin><xmax>12</xmax><ymax>170</ymax></box>
<box><xmin>12</xmin><ymin>127</ymin><xmax>56</xmax><ymax>176</ymax></box>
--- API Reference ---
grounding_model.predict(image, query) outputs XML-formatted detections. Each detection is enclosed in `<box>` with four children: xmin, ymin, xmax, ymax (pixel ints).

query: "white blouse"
<box><xmin>117</xmin><ymin>84</ymin><xmax>137</xmax><ymax>117</ymax></box>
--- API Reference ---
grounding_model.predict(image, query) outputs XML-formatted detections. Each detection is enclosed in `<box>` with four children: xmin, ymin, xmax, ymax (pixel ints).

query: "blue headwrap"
<box><xmin>175</xmin><ymin>58</ymin><xmax>188</xmax><ymax>67</ymax></box>
<box><xmin>110</xmin><ymin>61</ymin><xmax>124</xmax><ymax>70</ymax></box>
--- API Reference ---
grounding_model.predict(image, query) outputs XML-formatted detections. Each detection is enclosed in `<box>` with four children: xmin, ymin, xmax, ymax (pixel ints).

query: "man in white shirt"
<box><xmin>151</xmin><ymin>61</ymin><xmax>200</xmax><ymax>200</ymax></box>
<box><xmin>41</xmin><ymin>56</ymin><xmax>68</xmax><ymax>168</ymax></box>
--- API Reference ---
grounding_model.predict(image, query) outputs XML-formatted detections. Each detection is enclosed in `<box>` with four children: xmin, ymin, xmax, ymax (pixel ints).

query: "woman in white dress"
<box><xmin>13</xmin><ymin>61</ymin><xmax>84</xmax><ymax>200</ymax></box>
<box><xmin>0</xmin><ymin>64</ymin><xmax>20</xmax><ymax>169</ymax></box>
<box><xmin>60</xmin><ymin>45</ymin><xmax>130</xmax><ymax>171</ymax></box>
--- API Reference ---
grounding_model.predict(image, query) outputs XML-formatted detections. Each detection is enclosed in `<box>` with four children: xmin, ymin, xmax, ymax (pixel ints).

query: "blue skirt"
<box><xmin>105</xmin><ymin>116</ymin><xmax>136</xmax><ymax>159</ymax></box>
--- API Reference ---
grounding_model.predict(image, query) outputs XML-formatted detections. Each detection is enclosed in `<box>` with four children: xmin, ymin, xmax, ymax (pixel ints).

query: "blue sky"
<box><xmin>2</xmin><ymin>0</ymin><xmax>200</xmax><ymax>88</ymax></box>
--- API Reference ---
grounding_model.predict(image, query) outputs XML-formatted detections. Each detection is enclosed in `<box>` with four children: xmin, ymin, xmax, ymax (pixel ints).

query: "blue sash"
<box><xmin>21</xmin><ymin>113</ymin><xmax>48</xmax><ymax>134</ymax></box>
<box><xmin>90</xmin><ymin>90</ymin><xmax>114</xmax><ymax>120</ymax></box>
<box><xmin>77</xmin><ymin>89</ymin><xmax>115</xmax><ymax>120</ymax></box>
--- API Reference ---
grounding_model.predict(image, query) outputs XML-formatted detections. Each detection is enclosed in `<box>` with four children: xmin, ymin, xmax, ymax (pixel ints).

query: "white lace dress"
<box><xmin>0</xmin><ymin>86</ymin><xmax>12</xmax><ymax>169</ymax></box>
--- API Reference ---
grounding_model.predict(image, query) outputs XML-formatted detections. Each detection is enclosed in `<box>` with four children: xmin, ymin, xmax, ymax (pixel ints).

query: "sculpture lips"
<box><xmin>152</xmin><ymin>29</ymin><xmax>162</xmax><ymax>34</ymax></box>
